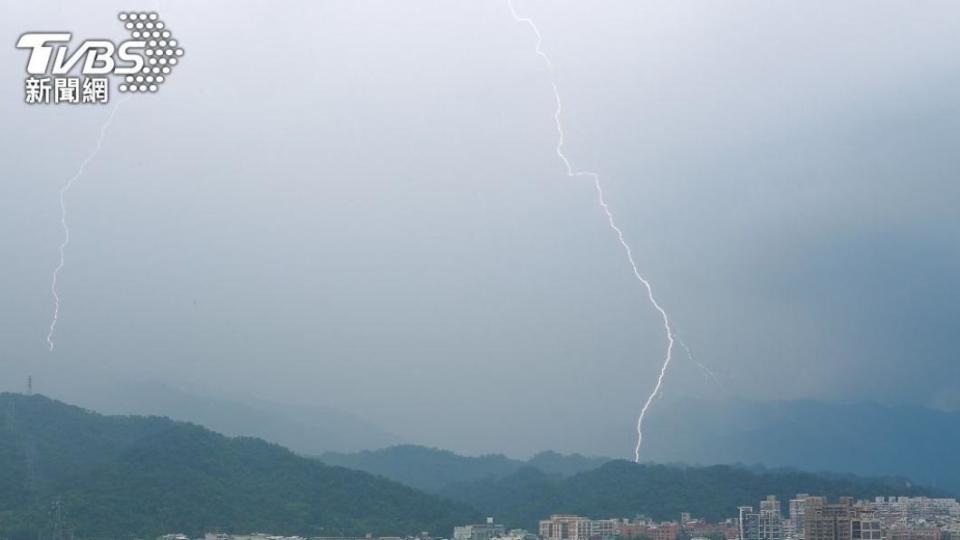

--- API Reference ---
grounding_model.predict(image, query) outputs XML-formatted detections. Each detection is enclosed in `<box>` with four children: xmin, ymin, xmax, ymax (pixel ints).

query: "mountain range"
<box><xmin>0</xmin><ymin>392</ymin><xmax>948</xmax><ymax>540</ymax></box>
<box><xmin>321</xmin><ymin>446</ymin><xmax>941</xmax><ymax>529</ymax></box>
<box><xmin>51</xmin><ymin>381</ymin><xmax>960</xmax><ymax>498</ymax></box>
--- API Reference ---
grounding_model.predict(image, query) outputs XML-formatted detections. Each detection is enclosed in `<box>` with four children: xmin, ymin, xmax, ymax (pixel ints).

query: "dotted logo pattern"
<box><xmin>116</xmin><ymin>12</ymin><xmax>184</xmax><ymax>93</ymax></box>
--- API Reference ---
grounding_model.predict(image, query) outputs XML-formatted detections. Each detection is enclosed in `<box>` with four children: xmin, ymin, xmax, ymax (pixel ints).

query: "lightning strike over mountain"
<box><xmin>46</xmin><ymin>100</ymin><xmax>126</xmax><ymax>352</ymax></box>
<box><xmin>506</xmin><ymin>0</ymin><xmax>676</xmax><ymax>463</ymax></box>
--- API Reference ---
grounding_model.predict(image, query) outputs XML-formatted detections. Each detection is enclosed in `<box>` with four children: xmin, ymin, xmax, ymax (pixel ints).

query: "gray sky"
<box><xmin>1</xmin><ymin>0</ymin><xmax>959</xmax><ymax>458</ymax></box>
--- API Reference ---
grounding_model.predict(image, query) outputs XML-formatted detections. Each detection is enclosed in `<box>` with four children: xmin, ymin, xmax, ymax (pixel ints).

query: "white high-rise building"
<box><xmin>741</xmin><ymin>496</ymin><xmax>784</xmax><ymax>540</ymax></box>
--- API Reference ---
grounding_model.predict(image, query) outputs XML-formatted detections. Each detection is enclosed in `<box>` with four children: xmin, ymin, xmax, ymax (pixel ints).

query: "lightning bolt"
<box><xmin>506</xmin><ymin>0</ymin><xmax>676</xmax><ymax>463</ymax></box>
<box><xmin>47</xmin><ymin>100</ymin><xmax>126</xmax><ymax>352</ymax></box>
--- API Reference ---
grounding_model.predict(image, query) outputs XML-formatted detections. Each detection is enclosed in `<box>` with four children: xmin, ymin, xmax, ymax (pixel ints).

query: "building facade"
<box><xmin>455</xmin><ymin>519</ymin><xmax>506</xmax><ymax>540</ymax></box>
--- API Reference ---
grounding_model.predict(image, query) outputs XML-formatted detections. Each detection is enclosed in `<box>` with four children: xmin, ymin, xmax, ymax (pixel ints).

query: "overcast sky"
<box><xmin>1</xmin><ymin>0</ymin><xmax>958</xmax><ymax>458</ymax></box>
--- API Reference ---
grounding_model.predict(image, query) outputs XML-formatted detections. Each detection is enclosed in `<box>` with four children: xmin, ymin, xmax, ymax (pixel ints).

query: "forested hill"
<box><xmin>0</xmin><ymin>393</ymin><xmax>477</xmax><ymax>540</ymax></box>
<box><xmin>320</xmin><ymin>445</ymin><xmax>610</xmax><ymax>492</ymax></box>
<box><xmin>439</xmin><ymin>461</ymin><xmax>939</xmax><ymax>530</ymax></box>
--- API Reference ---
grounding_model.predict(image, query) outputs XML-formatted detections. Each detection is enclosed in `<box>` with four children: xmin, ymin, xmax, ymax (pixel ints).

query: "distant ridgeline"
<box><xmin>319</xmin><ymin>445</ymin><xmax>612</xmax><ymax>493</ymax></box>
<box><xmin>0</xmin><ymin>393</ymin><xmax>941</xmax><ymax>540</ymax></box>
<box><xmin>319</xmin><ymin>445</ymin><xmax>939</xmax><ymax>531</ymax></box>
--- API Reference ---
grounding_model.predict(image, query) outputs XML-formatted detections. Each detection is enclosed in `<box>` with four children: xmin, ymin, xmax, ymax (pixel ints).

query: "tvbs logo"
<box><xmin>16</xmin><ymin>12</ymin><xmax>184</xmax><ymax>105</ymax></box>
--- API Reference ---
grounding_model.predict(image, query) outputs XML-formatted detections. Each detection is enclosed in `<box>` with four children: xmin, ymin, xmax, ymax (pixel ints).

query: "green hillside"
<box><xmin>0</xmin><ymin>393</ymin><xmax>478</xmax><ymax>540</ymax></box>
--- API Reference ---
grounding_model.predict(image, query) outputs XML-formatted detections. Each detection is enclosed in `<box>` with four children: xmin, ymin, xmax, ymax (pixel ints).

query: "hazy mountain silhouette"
<box><xmin>640</xmin><ymin>398</ymin><xmax>960</xmax><ymax>494</ymax></box>
<box><xmin>63</xmin><ymin>381</ymin><xmax>400</xmax><ymax>454</ymax></box>
<box><xmin>320</xmin><ymin>445</ymin><xmax>610</xmax><ymax>492</ymax></box>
